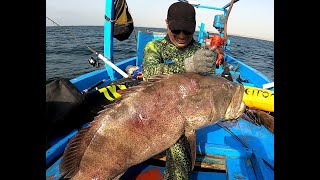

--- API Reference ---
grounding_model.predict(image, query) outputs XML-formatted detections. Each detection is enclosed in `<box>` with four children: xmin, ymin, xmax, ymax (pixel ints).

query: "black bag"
<box><xmin>112</xmin><ymin>0</ymin><xmax>134</xmax><ymax>41</ymax></box>
<box><xmin>46</xmin><ymin>78</ymin><xmax>86</xmax><ymax>145</ymax></box>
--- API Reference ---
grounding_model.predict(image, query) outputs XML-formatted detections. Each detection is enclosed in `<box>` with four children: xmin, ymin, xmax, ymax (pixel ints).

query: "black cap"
<box><xmin>167</xmin><ymin>2</ymin><xmax>196</xmax><ymax>34</ymax></box>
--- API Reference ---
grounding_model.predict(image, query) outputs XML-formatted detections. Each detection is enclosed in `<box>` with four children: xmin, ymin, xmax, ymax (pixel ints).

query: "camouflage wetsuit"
<box><xmin>143</xmin><ymin>35</ymin><xmax>201</xmax><ymax>179</ymax></box>
<box><xmin>163</xmin><ymin>135</ymin><xmax>192</xmax><ymax>180</ymax></box>
<box><xmin>142</xmin><ymin>35</ymin><xmax>202</xmax><ymax>80</ymax></box>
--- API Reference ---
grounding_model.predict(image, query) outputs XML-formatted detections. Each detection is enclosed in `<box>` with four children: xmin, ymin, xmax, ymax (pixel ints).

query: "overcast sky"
<box><xmin>46</xmin><ymin>0</ymin><xmax>274</xmax><ymax>41</ymax></box>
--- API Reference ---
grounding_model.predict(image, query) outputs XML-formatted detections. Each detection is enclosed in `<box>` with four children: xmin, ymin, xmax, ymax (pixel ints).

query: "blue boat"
<box><xmin>46</xmin><ymin>0</ymin><xmax>274</xmax><ymax>179</ymax></box>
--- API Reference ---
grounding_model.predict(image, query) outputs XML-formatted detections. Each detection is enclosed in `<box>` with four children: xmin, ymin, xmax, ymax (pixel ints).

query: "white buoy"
<box><xmin>262</xmin><ymin>82</ymin><xmax>274</xmax><ymax>89</ymax></box>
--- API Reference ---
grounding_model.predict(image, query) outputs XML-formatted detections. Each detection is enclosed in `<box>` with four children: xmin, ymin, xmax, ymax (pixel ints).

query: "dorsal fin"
<box><xmin>96</xmin><ymin>103</ymin><xmax>114</xmax><ymax>115</ymax></box>
<box><xmin>126</xmin><ymin>74</ymin><xmax>172</xmax><ymax>91</ymax></box>
<box><xmin>59</xmin><ymin>118</ymin><xmax>104</xmax><ymax>178</ymax></box>
<box><xmin>115</xmin><ymin>74</ymin><xmax>172</xmax><ymax>99</ymax></box>
<box><xmin>146</xmin><ymin>74</ymin><xmax>172</xmax><ymax>82</ymax></box>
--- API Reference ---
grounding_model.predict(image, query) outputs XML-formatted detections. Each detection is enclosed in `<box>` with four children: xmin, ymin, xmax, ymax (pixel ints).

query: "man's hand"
<box><xmin>184</xmin><ymin>49</ymin><xmax>217</xmax><ymax>73</ymax></box>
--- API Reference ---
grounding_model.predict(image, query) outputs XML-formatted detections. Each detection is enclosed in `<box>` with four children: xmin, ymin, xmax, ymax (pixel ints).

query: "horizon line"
<box><xmin>46</xmin><ymin>25</ymin><xmax>274</xmax><ymax>42</ymax></box>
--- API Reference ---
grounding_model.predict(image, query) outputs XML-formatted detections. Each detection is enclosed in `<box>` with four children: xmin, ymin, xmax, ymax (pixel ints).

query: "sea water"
<box><xmin>46</xmin><ymin>26</ymin><xmax>274</xmax><ymax>83</ymax></box>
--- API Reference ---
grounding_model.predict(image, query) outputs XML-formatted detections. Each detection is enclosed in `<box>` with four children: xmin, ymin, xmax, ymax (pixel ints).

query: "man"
<box><xmin>141</xmin><ymin>2</ymin><xmax>218</xmax><ymax>179</ymax></box>
<box><xmin>142</xmin><ymin>1</ymin><xmax>217</xmax><ymax>81</ymax></box>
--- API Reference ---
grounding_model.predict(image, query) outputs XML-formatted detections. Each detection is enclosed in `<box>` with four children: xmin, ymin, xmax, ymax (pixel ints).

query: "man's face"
<box><xmin>167</xmin><ymin>21</ymin><xmax>194</xmax><ymax>49</ymax></box>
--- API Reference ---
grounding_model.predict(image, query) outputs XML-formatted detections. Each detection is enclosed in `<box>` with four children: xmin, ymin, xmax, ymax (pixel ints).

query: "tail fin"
<box><xmin>59</xmin><ymin>118</ymin><xmax>104</xmax><ymax>178</ymax></box>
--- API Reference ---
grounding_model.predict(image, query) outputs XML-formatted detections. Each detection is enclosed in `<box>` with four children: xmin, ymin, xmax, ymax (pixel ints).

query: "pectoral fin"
<box><xmin>185</xmin><ymin>129</ymin><xmax>196</xmax><ymax>170</ymax></box>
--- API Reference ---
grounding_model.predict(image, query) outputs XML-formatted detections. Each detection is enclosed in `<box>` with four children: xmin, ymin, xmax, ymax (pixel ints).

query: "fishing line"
<box><xmin>217</xmin><ymin>120</ymin><xmax>274</xmax><ymax>169</ymax></box>
<box><xmin>46</xmin><ymin>16</ymin><xmax>129</xmax><ymax>78</ymax></box>
<box><xmin>46</xmin><ymin>16</ymin><xmax>98</xmax><ymax>55</ymax></box>
<box><xmin>217</xmin><ymin>121</ymin><xmax>249</xmax><ymax>148</ymax></box>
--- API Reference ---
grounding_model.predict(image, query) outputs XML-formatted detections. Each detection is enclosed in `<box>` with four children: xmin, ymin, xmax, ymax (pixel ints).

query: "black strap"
<box><xmin>104</xmin><ymin>15</ymin><xmax>116</xmax><ymax>23</ymax></box>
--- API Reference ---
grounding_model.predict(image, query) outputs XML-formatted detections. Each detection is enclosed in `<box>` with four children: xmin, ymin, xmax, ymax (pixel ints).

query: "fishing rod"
<box><xmin>46</xmin><ymin>16</ymin><xmax>129</xmax><ymax>78</ymax></box>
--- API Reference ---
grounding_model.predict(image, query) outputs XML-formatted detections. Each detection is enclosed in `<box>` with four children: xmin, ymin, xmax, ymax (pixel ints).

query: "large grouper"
<box><xmin>59</xmin><ymin>72</ymin><xmax>246</xmax><ymax>179</ymax></box>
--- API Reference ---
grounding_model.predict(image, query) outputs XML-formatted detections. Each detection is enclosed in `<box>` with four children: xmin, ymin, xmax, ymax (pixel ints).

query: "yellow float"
<box><xmin>242</xmin><ymin>86</ymin><xmax>274</xmax><ymax>112</ymax></box>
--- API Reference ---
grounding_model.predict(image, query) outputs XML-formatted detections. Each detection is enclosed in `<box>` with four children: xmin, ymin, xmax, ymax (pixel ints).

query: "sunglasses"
<box><xmin>171</xmin><ymin>30</ymin><xmax>193</xmax><ymax>35</ymax></box>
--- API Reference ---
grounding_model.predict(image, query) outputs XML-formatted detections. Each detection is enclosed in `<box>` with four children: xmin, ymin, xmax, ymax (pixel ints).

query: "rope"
<box><xmin>223</xmin><ymin>0</ymin><xmax>235</xmax><ymax>41</ymax></box>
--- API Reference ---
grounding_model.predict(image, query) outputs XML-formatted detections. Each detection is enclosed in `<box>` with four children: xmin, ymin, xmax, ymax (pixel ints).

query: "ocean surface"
<box><xmin>46</xmin><ymin>26</ymin><xmax>274</xmax><ymax>82</ymax></box>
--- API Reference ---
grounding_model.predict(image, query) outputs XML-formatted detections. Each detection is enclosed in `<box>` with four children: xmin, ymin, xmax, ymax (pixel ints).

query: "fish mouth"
<box><xmin>225</xmin><ymin>84</ymin><xmax>246</xmax><ymax>120</ymax></box>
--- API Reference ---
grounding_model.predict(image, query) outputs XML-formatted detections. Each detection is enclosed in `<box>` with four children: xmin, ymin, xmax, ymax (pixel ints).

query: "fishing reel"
<box><xmin>88</xmin><ymin>56</ymin><xmax>102</xmax><ymax>68</ymax></box>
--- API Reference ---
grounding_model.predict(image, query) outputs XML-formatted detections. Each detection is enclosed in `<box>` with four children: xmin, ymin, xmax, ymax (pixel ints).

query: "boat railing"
<box><xmin>136</xmin><ymin>31</ymin><xmax>166</xmax><ymax>66</ymax></box>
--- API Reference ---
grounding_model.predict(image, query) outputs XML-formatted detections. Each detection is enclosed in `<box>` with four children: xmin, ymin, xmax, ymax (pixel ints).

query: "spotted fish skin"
<box><xmin>59</xmin><ymin>72</ymin><xmax>246</xmax><ymax>180</ymax></box>
<box><xmin>163</xmin><ymin>135</ymin><xmax>192</xmax><ymax>180</ymax></box>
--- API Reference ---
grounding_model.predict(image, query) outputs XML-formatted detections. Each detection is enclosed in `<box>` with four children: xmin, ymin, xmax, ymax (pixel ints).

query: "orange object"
<box><xmin>136</xmin><ymin>72</ymin><xmax>143</xmax><ymax>80</ymax></box>
<box><xmin>216</xmin><ymin>53</ymin><xmax>224</xmax><ymax>65</ymax></box>
<box><xmin>135</xmin><ymin>168</ymin><xmax>163</xmax><ymax>180</ymax></box>
<box><xmin>209</xmin><ymin>35</ymin><xmax>225</xmax><ymax>47</ymax></box>
<box><xmin>205</xmin><ymin>35</ymin><xmax>225</xmax><ymax>65</ymax></box>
